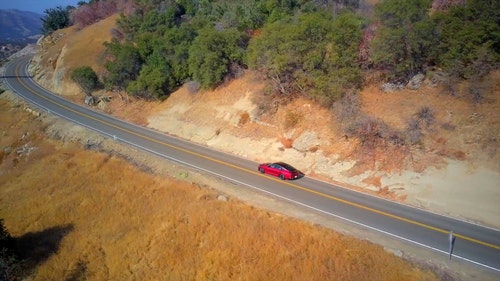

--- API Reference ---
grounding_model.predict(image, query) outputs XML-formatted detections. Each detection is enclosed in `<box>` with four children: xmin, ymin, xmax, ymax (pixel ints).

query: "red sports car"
<box><xmin>258</xmin><ymin>162</ymin><xmax>302</xmax><ymax>180</ymax></box>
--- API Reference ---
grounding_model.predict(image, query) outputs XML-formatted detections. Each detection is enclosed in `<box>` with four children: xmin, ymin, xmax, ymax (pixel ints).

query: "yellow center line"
<box><xmin>14</xmin><ymin>61</ymin><xmax>500</xmax><ymax>251</ymax></box>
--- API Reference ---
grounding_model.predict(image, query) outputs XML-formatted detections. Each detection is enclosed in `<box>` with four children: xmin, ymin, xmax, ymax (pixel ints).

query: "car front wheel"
<box><xmin>259</xmin><ymin>167</ymin><xmax>265</xmax><ymax>173</ymax></box>
<box><xmin>279</xmin><ymin>174</ymin><xmax>285</xmax><ymax>180</ymax></box>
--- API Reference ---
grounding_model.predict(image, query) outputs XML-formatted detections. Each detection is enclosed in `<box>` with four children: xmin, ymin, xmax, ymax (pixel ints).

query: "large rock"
<box><xmin>293</xmin><ymin>131</ymin><xmax>320</xmax><ymax>152</ymax></box>
<box><xmin>380</xmin><ymin>83</ymin><xmax>404</xmax><ymax>93</ymax></box>
<box><xmin>407</xmin><ymin>73</ymin><xmax>425</xmax><ymax>90</ymax></box>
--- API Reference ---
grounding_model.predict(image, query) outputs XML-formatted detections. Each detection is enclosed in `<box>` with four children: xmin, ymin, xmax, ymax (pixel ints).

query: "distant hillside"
<box><xmin>0</xmin><ymin>9</ymin><xmax>42</xmax><ymax>44</ymax></box>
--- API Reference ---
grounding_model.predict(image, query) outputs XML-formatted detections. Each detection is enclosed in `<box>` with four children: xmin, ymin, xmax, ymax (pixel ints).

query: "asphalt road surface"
<box><xmin>3</xmin><ymin>56</ymin><xmax>500</xmax><ymax>273</ymax></box>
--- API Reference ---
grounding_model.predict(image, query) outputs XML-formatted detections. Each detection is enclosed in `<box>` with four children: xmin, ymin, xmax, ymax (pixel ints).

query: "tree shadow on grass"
<box><xmin>15</xmin><ymin>224</ymin><xmax>74</xmax><ymax>275</ymax></box>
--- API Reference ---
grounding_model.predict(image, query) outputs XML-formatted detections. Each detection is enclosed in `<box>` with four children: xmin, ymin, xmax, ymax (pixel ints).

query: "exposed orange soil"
<box><xmin>361</xmin><ymin>78</ymin><xmax>500</xmax><ymax>170</ymax></box>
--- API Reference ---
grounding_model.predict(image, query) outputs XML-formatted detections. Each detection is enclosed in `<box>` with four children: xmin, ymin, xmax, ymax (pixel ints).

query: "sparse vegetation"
<box><xmin>334</xmin><ymin>91</ymin><xmax>361</xmax><ymax>123</ymax></box>
<box><xmin>284</xmin><ymin>111</ymin><xmax>301</xmax><ymax>129</ymax></box>
<box><xmin>238</xmin><ymin>112</ymin><xmax>250</xmax><ymax>126</ymax></box>
<box><xmin>416</xmin><ymin>106</ymin><xmax>435</xmax><ymax>127</ymax></box>
<box><xmin>335</xmin><ymin>91</ymin><xmax>405</xmax><ymax>148</ymax></box>
<box><xmin>404</xmin><ymin>106</ymin><xmax>435</xmax><ymax>145</ymax></box>
<box><xmin>346</xmin><ymin>116</ymin><xmax>390</xmax><ymax>148</ymax></box>
<box><xmin>406</xmin><ymin>117</ymin><xmax>423</xmax><ymax>145</ymax></box>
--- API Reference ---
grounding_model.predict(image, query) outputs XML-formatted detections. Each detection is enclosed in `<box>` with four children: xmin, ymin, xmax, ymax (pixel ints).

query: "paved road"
<box><xmin>3</xmin><ymin>56</ymin><xmax>500</xmax><ymax>273</ymax></box>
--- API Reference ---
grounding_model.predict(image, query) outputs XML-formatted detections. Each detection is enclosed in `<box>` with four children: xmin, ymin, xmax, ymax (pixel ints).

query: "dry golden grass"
<box><xmin>42</xmin><ymin>14</ymin><xmax>119</xmax><ymax>74</ymax></box>
<box><xmin>0</xmin><ymin>98</ymin><xmax>440</xmax><ymax>280</ymax></box>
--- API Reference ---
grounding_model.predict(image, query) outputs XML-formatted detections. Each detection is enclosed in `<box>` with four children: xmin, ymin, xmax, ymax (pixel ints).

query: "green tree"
<box><xmin>41</xmin><ymin>6</ymin><xmax>72</xmax><ymax>35</ymax></box>
<box><xmin>261</xmin><ymin>0</ymin><xmax>300</xmax><ymax>23</ymax></box>
<box><xmin>248</xmin><ymin>11</ymin><xmax>364</xmax><ymax>105</ymax></box>
<box><xmin>127</xmin><ymin>51</ymin><xmax>176</xmax><ymax>99</ymax></box>
<box><xmin>370</xmin><ymin>0</ymin><xmax>434</xmax><ymax>82</ymax></box>
<box><xmin>70</xmin><ymin>66</ymin><xmax>100</xmax><ymax>96</ymax></box>
<box><xmin>115</xmin><ymin>0</ymin><xmax>183</xmax><ymax>41</ymax></box>
<box><xmin>167</xmin><ymin>24</ymin><xmax>198</xmax><ymax>82</ymax></box>
<box><xmin>188</xmin><ymin>27</ymin><xmax>248</xmax><ymax>89</ymax></box>
<box><xmin>139</xmin><ymin>5</ymin><xmax>180</xmax><ymax>33</ymax></box>
<box><xmin>430</xmin><ymin>0</ymin><xmax>500</xmax><ymax>79</ymax></box>
<box><xmin>103</xmin><ymin>41</ymin><xmax>143</xmax><ymax>91</ymax></box>
<box><xmin>129</xmin><ymin>23</ymin><xmax>197</xmax><ymax>99</ymax></box>
<box><xmin>201</xmin><ymin>1</ymin><xmax>267</xmax><ymax>31</ymax></box>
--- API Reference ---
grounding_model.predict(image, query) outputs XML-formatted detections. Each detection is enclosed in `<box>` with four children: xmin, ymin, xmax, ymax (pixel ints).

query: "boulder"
<box><xmin>407</xmin><ymin>73</ymin><xmax>425</xmax><ymax>90</ymax></box>
<box><xmin>293</xmin><ymin>131</ymin><xmax>320</xmax><ymax>152</ymax></box>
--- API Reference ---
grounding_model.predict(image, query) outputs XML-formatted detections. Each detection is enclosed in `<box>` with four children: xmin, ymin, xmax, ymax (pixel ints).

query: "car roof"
<box><xmin>274</xmin><ymin>162</ymin><xmax>297</xmax><ymax>171</ymax></box>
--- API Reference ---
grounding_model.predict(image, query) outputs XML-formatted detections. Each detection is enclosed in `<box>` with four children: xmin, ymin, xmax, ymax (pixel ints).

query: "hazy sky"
<box><xmin>1</xmin><ymin>0</ymin><xmax>80</xmax><ymax>14</ymax></box>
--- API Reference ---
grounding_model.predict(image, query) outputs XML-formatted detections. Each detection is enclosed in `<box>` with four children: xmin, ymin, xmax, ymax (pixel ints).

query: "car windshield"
<box><xmin>276</xmin><ymin>162</ymin><xmax>297</xmax><ymax>172</ymax></box>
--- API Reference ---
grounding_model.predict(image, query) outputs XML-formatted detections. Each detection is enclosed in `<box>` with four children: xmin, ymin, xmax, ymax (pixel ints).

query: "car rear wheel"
<box><xmin>279</xmin><ymin>174</ymin><xmax>285</xmax><ymax>180</ymax></box>
<box><xmin>259</xmin><ymin>167</ymin><xmax>265</xmax><ymax>173</ymax></box>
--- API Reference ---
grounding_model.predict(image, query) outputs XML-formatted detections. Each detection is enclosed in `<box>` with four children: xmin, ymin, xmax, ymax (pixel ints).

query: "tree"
<box><xmin>430</xmin><ymin>0</ymin><xmax>500</xmax><ymax>79</ymax></box>
<box><xmin>103</xmin><ymin>41</ymin><xmax>143</xmax><ymax>91</ymax></box>
<box><xmin>41</xmin><ymin>6</ymin><xmax>72</xmax><ymax>35</ymax></box>
<box><xmin>114</xmin><ymin>0</ymin><xmax>184</xmax><ymax>41</ymax></box>
<box><xmin>127</xmin><ymin>61</ymin><xmax>174</xmax><ymax>99</ymax></box>
<box><xmin>188</xmin><ymin>27</ymin><xmax>248</xmax><ymax>89</ymax></box>
<box><xmin>129</xmin><ymin>24</ymin><xmax>197</xmax><ymax>99</ymax></box>
<box><xmin>370</xmin><ymin>0</ymin><xmax>434</xmax><ymax>82</ymax></box>
<box><xmin>70</xmin><ymin>66</ymin><xmax>100</xmax><ymax>96</ymax></box>
<box><xmin>248</xmin><ymin>11</ymin><xmax>364</xmax><ymax>105</ymax></box>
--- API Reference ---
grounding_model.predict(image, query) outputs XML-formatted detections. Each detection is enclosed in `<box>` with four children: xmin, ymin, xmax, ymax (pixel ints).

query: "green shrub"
<box><xmin>70</xmin><ymin>66</ymin><xmax>100</xmax><ymax>96</ymax></box>
<box><xmin>41</xmin><ymin>6</ymin><xmax>72</xmax><ymax>35</ymax></box>
<box><xmin>188</xmin><ymin>27</ymin><xmax>248</xmax><ymax>89</ymax></box>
